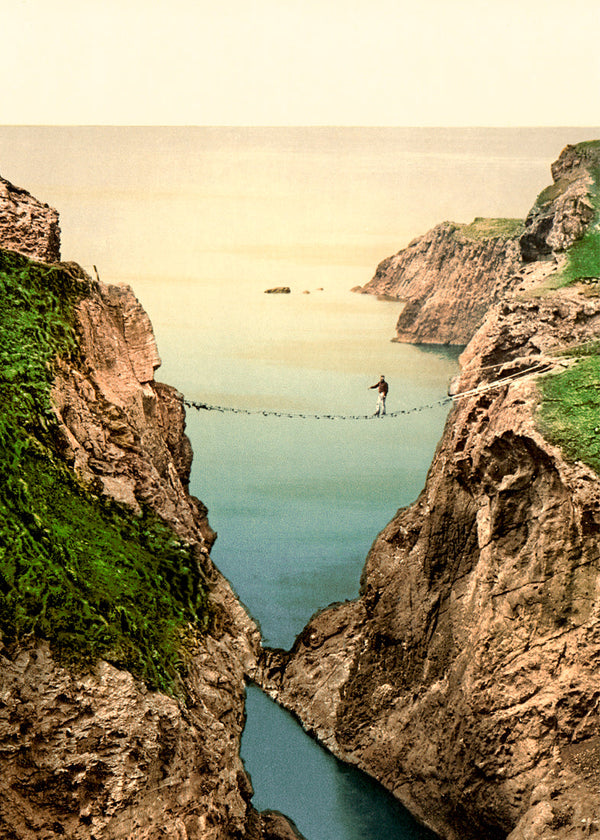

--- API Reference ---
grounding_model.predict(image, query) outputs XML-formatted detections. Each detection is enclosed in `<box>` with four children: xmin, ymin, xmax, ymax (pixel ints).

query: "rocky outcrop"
<box><xmin>50</xmin><ymin>263</ymin><xmax>213</xmax><ymax>541</ymax></box>
<box><xmin>258</xmin><ymin>140</ymin><xmax>600</xmax><ymax>839</ymax></box>
<box><xmin>0</xmin><ymin>174</ymin><xmax>61</xmax><ymax>262</ymax></box>
<box><xmin>1</xmin><ymin>259</ymin><xmax>301</xmax><ymax>839</ymax></box>
<box><xmin>520</xmin><ymin>143</ymin><xmax>598</xmax><ymax>262</ymax></box>
<box><xmin>258</xmin><ymin>252</ymin><xmax>600</xmax><ymax>839</ymax></box>
<box><xmin>354</xmin><ymin>219</ymin><xmax>524</xmax><ymax>345</ymax></box>
<box><xmin>356</xmin><ymin>142</ymin><xmax>600</xmax><ymax>346</ymax></box>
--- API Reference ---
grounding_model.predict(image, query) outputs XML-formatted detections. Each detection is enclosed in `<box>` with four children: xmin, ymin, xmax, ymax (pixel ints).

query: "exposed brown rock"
<box><xmin>51</xmin><ymin>280</ymin><xmax>213</xmax><ymax>543</ymax></box>
<box><xmin>0</xmin><ymin>637</ymin><xmax>256</xmax><ymax>840</ymax></box>
<box><xmin>520</xmin><ymin>144</ymin><xmax>598</xmax><ymax>262</ymax></box>
<box><xmin>258</xmin><ymin>272</ymin><xmax>600</xmax><ymax>839</ymax></box>
<box><xmin>355</xmin><ymin>221</ymin><xmax>523</xmax><ymax>345</ymax></box>
<box><xmin>0</xmin><ymin>174</ymin><xmax>61</xmax><ymax>262</ymax></box>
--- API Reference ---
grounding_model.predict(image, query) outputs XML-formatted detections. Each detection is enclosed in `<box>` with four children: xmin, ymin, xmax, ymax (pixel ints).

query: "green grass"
<box><xmin>451</xmin><ymin>217</ymin><xmax>524</xmax><ymax>241</ymax></box>
<box><xmin>562</xmin><ymin>165</ymin><xmax>600</xmax><ymax>284</ymax></box>
<box><xmin>540</xmin><ymin>141</ymin><xmax>600</xmax><ymax>287</ymax></box>
<box><xmin>0</xmin><ymin>250</ymin><xmax>210</xmax><ymax>696</ymax></box>
<box><xmin>537</xmin><ymin>343</ymin><xmax>600</xmax><ymax>474</ymax></box>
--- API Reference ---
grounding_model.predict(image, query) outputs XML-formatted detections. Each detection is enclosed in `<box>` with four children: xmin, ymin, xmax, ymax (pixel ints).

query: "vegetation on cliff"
<box><xmin>534</xmin><ymin>144</ymin><xmax>600</xmax><ymax>468</ymax></box>
<box><xmin>534</xmin><ymin>140</ymin><xmax>600</xmax><ymax>287</ymax></box>
<box><xmin>538</xmin><ymin>341</ymin><xmax>600</xmax><ymax>474</ymax></box>
<box><xmin>563</xmin><ymin>159</ymin><xmax>600</xmax><ymax>284</ymax></box>
<box><xmin>0</xmin><ymin>249</ymin><xmax>210</xmax><ymax>695</ymax></box>
<box><xmin>450</xmin><ymin>217</ymin><xmax>524</xmax><ymax>241</ymax></box>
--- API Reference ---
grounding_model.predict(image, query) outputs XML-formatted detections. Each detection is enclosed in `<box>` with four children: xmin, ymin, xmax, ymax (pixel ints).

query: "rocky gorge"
<box><xmin>259</xmin><ymin>141</ymin><xmax>600</xmax><ymax>839</ymax></box>
<box><xmin>1</xmin><ymin>139</ymin><xmax>600</xmax><ymax>840</ymax></box>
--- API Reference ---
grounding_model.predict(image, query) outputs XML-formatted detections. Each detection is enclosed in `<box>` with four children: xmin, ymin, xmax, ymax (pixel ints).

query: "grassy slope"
<box><xmin>451</xmin><ymin>217</ymin><xmax>524</xmax><ymax>241</ymax></box>
<box><xmin>537</xmin><ymin>343</ymin><xmax>600</xmax><ymax>476</ymax></box>
<box><xmin>0</xmin><ymin>250</ymin><xmax>210</xmax><ymax>696</ymax></box>
<box><xmin>535</xmin><ymin>143</ymin><xmax>600</xmax><ymax>474</ymax></box>
<box><xmin>562</xmin><ymin>157</ymin><xmax>600</xmax><ymax>284</ymax></box>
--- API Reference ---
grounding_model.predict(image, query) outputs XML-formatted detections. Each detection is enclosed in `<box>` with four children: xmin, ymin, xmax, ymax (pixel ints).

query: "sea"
<box><xmin>1</xmin><ymin>125</ymin><xmax>598</xmax><ymax>839</ymax></box>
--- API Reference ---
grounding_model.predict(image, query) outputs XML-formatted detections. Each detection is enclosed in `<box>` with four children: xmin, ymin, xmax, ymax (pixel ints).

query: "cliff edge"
<box><xmin>259</xmin><ymin>142</ymin><xmax>600</xmax><ymax>839</ymax></box>
<box><xmin>355</xmin><ymin>218</ymin><xmax>524</xmax><ymax>345</ymax></box>
<box><xmin>355</xmin><ymin>143</ymin><xmax>600</xmax><ymax>347</ymax></box>
<box><xmin>0</xmin><ymin>178</ymin><xmax>302</xmax><ymax>840</ymax></box>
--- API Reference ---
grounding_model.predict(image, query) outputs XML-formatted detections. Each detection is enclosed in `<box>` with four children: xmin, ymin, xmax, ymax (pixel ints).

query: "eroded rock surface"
<box><xmin>0</xmin><ymin>174</ymin><xmax>61</xmax><ymax>262</ymax></box>
<box><xmin>258</xmin><ymin>268</ymin><xmax>600</xmax><ymax>839</ymax></box>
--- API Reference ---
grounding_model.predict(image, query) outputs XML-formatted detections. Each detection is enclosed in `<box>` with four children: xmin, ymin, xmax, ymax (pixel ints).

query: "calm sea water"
<box><xmin>2</xmin><ymin>126</ymin><xmax>598</xmax><ymax>839</ymax></box>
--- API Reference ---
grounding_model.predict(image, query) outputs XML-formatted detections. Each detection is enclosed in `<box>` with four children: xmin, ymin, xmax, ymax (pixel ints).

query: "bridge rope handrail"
<box><xmin>183</xmin><ymin>360</ymin><xmax>560</xmax><ymax>421</ymax></box>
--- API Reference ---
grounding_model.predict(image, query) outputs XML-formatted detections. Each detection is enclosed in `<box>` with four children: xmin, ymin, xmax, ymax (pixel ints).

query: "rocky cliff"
<box><xmin>0</xmin><ymin>175</ymin><xmax>60</xmax><ymax>262</ymax></box>
<box><xmin>520</xmin><ymin>143</ymin><xmax>598</xmax><ymax>262</ymax></box>
<box><xmin>258</xmin><ymin>142</ymin><xmax>600</xmax><ymax>840</ymax></box>
<box><xmin>355</xmin><ymin>142</ymin><xmax>600</xmax><ymax>347</ymax></box>
<box><xmin>354</xmin><ymin>218</ymin><xmax>524</xmax><ymax>345</ymax></box>
<box><xmin>0</xmin><ymin>178</ymin><xmax>301</xmax><ymax>840</ymax></box>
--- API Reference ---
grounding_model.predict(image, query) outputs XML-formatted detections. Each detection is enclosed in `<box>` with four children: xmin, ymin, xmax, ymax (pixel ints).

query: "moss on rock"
<box><xmin>0</xmin><ymin>250</ymin><xmax>210</xmax><ymax>697</ymax></box>
<box><xmin>537</xmin><ymin>342</ymin><xmax>600</xmax><ymax>475</ymax></box>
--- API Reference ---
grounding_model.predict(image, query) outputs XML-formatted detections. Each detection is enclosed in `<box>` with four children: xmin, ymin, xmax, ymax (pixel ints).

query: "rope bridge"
<box><xmin>183</xmin><ymin>360</ymin><xmax>559</xmax><ymax>421</ymax></box>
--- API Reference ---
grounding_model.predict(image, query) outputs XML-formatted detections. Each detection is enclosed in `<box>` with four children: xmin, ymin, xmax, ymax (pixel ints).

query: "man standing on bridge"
<box><xmin>369</xmin><ymin>375</ymin><xmax>389</xmax><ymax>417</ymax></box>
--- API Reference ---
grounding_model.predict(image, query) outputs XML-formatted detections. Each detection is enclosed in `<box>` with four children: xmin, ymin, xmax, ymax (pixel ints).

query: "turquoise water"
<box><xmin>142</xmin><ymin>269</ymin><xmax>458</xmax><ymax>839</ymax></box>
<box><xmin>179</xmin><ymin>307</ymin><xmax>457</xmax><ymax>839</ymax></box>
<box><xmin>3</xmin><ymin>125</ymin><xmax>593</xmax><ymax>839</ymax></box>
<box><xmin>183</xmin><ymin>340</ymin><xmax>458</xmax><ymax>649</ymax></box>
<box><xmin>242</xmin><ymin>684</ymin><xmax>437</xmax><ymax>840</ymax></box>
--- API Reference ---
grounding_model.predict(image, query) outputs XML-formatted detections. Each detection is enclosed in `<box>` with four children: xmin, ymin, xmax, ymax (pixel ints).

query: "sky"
<box><xmin>2</xmin><ymin>0</ymin><xmax>599</xmax><ymax>126</ymax></box>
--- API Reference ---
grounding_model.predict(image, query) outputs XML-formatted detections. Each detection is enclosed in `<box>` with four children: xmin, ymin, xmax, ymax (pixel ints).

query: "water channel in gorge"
<box><xmin>177</xmin><ymin>287</ymin><xmax>459</xmax><ymax>839</ymax></box>
<box><xmin>1</xmin><ymin>124</ymin><xmax>587</xmax><ymax>838</ymax></box>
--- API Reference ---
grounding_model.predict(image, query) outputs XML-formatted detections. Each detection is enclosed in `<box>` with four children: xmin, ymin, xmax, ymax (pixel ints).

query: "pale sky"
<box><xmin>2</xmin><ymin>0</ymin><xmax>599</xmax><ymax>126</ymax></box>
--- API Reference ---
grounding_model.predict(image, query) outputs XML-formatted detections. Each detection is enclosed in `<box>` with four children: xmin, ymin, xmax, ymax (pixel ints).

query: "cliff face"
<box><xmin>258</xmin><ymin>146</ymin><xmax>600</xmax><ymax>840</ymax></box>
<box><xmin>520</xmin><ymin>143</ymin><xmax>598</xmax><ymax>261</ymax></box>
<box><xmin>356</xmin><ymin>143</ymin><xmax>600</xmax><ymax>347</ymax></box>
<box><xmin>0</xmin><ymin>179</ymin><xmax>301</xmax><ymax>839</ymax></box>
<box><xmin>355</xmin><ymin>219</ymin><xmax>523</xmax><ymax>345</ymax></box>
<box><xmin>0</xmin><ymin>175</ymin><xmax>61</xmax><ymax>262</ymax></box>
<box><xmin>50</xmin><ymin>263</ymin><xmax>215</xmax><ymax>545</ymax></box>
<box><xmin>259</xmin><ymin>264</ymin><xmax>600</xmax><ymax>839</ymax></box>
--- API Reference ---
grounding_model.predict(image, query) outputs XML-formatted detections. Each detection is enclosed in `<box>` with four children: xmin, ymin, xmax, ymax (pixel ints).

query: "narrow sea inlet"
<box><xmin>139</xmin><ymin>265</ymin><xmax>458</xmax><ymax>838</ymax></box>
<box><xmin>2</xmin><ymin>125</ymin><xmax>593</xmax><ymax>838</ymax></box>
<box><xmin>178</xmin><ymin>285</ymin><xmax>456</xmax><ymax>839</ymax></box>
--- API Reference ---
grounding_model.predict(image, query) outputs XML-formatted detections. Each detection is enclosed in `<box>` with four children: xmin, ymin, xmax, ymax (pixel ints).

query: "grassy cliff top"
<box><xmin>451</xmin><ymin>217</ymin><xmax>524</xmax><ymax>241</ymax></box>
<box><xmin>0</xmin><ymin>250</ymin><xmax>210</xmax><ymax>697</ymax></box>
<box><xmin>562</xmin><ymin>164</ymin><xmax>600</xmax><ymax>285</ymax></box>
